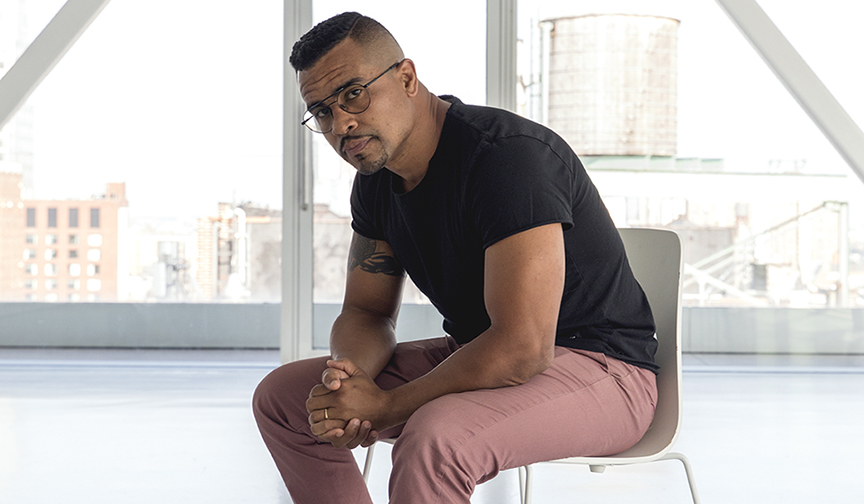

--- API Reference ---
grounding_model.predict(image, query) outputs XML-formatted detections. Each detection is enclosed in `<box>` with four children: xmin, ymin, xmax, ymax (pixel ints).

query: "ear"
<box><xmin>397</xmin><ymin>59</ymin><xmax>420</xmax><ymax>97</ymax></box>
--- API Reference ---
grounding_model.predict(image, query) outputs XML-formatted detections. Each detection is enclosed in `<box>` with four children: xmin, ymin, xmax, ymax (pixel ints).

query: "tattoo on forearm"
<box><xmin>348</xmin><ymin>235</ymin><xmax>404</xmax><ymax>277</ymax></box>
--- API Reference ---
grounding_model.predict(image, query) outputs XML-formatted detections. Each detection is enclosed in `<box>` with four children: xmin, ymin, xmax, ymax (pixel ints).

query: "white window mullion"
<box><xmin>486</xmin><ymin>0</ymin><xmax>517</xmax><ymax>112</ymax></box>
<box><xmin>282</xmin><ymin>0</ymin><xmax>314</xmax><ymax>363</ymax></box>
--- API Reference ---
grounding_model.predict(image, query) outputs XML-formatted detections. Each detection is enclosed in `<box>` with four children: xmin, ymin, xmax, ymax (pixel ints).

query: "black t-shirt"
<box><xmin>351</xmin><ymin>97</ymin><xmax>658</xmax><ymax>372</ymax></box>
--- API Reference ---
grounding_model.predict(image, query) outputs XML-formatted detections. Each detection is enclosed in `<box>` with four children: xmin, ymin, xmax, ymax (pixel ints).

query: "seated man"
<box><xmin>253</xmin><ymin>11</ymin><xmax>658</xmax><ymax>504</ymax></box>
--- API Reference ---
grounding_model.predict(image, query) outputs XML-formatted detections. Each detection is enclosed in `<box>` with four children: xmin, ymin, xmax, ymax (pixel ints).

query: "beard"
<box><xmin>341</xmin><ymin>136</ymin><xmax>389</xmax><ymax>175</ymax></box>
<box><xmin>354</xmin><ymin>151</ymin><xmax>388</xmax><ymax>175</ymax></box>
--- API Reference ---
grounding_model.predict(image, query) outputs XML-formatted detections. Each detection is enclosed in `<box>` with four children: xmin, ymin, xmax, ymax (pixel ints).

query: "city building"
<box><xmin>196</xmin><ymin>202</ymin><xmax>281</xmax><ymax>302</ymax></box>
<box><xmin>0</xmin><ymin>177</ymin><xmax>129</xmax><ymax>301</ymax></box>
<box><xmin>128</xmin><ymin>218</ymin><xmax>198</xmax><ymax>301</ymax></box>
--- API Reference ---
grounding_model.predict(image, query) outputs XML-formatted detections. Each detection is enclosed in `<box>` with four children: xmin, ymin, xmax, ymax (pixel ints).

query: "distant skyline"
<box><xmin>10</xmin><ymin>0</ymin><xmax>864</xmax><ymax>223</ymax></box>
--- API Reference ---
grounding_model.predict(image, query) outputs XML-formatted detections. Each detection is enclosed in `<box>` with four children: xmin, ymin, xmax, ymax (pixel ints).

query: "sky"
<box><xmin>11</xmin><ymin>0</ymin><xmax>864</xmax><ymax>223</ymax></box>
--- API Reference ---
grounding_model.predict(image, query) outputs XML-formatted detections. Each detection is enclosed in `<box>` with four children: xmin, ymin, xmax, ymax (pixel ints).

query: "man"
<box><xmin>253</xmin><ymin>11</ymin><xmax>658</xmax><ymax>504</ymax></box>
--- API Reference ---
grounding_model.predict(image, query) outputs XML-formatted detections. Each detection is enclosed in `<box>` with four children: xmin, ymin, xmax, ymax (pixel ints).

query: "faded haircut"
<box><xmin>289</xmin><ymin>12</ymin><xmax>398</xmax><ymax>72</ymax></box>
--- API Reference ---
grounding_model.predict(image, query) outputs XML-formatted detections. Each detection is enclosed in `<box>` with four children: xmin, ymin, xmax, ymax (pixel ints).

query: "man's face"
<box><xmin>299</xmin><ymin>39</ymin><xmax>405</xmax><ymax>175</ymax></box>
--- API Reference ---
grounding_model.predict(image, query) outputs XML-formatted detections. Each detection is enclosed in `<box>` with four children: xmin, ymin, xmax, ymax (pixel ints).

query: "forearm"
<box><xmin>381</xmin><ymin>326</ymin><xmax>553</xmax><ymax>428</ymax></box>
<box><xmin>330</xmin><ymin>306</ymin><xmax>398</xmax><ymax>379</ymax></box>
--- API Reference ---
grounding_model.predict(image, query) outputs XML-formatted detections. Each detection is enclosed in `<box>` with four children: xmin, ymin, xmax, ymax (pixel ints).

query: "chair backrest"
<box><xmin>612</xmin><ymin>227</ymin><xmax>684</xmax><ymax>460</ymax></box>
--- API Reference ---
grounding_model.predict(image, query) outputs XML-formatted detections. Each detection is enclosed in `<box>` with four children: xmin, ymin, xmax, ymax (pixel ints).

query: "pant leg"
<box><xmin>251</xmin><ymin>337</ymin><xmax>459</xmax><ymax>504</ymax></box>
<box><xmin>388</xmin><ymin>347</ymin><xmax>657</xmax><ymax>504</ymax></box>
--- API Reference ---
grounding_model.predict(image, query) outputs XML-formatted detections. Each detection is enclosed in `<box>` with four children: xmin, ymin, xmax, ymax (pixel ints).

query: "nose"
<box><xmin>330</xmin><ymin>106</ymin><xmax>358</xmax><ymax>136</ymax></box>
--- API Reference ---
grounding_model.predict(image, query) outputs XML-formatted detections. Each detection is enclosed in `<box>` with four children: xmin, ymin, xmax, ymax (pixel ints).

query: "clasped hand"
<box><xmin>305</xmin><ymin>358</ymin><xmax>389</xmax><ymax>449</ymax></box>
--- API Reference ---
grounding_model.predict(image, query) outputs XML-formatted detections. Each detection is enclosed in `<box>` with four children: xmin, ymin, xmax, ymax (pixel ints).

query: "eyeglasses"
<box><xmin>301</xmin><ymin>61</ymin><xmax>402</xmax><ymax>134</ymax></box>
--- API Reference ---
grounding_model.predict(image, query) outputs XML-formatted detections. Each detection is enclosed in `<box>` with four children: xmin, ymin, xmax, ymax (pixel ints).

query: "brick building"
<box><xmin>0</xmin><ymin>176</ymin><xmax>129</xmax><ymax>301</ymax></box>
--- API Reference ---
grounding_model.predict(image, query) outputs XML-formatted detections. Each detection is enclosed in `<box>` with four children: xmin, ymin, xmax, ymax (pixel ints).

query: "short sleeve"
<box><xmin>467</xmin><ymin>135</ymin><xmax>575</xmax><ymax>249</ymax></box>
<box><xmin>349</xmin><ymin>172</ymin><xmax>386</xmax><ymax>240</ymax></box>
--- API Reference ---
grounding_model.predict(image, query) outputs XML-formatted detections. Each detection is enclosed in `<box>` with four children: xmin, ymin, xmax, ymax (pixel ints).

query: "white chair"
<box><xmin>517</xmin><ymin>227</ymin><xmax>699</xmax><ymax>503</ymax></box>
<box><xmin>364</xmin><ymin>228</ymin><xmax>699</xmax><ymax>504</ymax></box>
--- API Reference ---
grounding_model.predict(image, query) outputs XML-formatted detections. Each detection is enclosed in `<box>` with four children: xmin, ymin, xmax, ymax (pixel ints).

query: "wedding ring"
<box><xmin>324</xmin><ymin>408</ymin><xmax>329</xmax><ymax>420</ymax></box>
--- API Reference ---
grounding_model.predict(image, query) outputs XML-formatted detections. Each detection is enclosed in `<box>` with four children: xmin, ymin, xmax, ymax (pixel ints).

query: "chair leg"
<box><xmin>659</xmin><ymin>452</ymin><xmax>701</xmax><ymax>504</ymax></box>
<box><xmin>518</xmin><ymin>465</ymin><xmax>533</xmax><ymax>504</ymax></box>
<box><xmin>362</xmin><ymin>444</ymin><xmax>376</xmax><ymax>483</ymax></box>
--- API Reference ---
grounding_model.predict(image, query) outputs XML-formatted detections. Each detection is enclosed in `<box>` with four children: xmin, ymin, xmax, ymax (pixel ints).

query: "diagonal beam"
<box><xmin>0</xmin><ymin>0</ymin><xmax>112</xmax><ymax>130</ymax></box>
<box><xmin>714</xmin><ymin>0</ymin><xmax>864</xmax><ymax>185</ymax></box>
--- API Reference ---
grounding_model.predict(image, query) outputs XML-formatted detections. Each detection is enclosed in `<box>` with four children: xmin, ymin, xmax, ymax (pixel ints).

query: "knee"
<box><xmin>251</xmin><ymin>366</ymin><xmax>284</xmax><ymax>419</ymax></box>
<box><xmin>252</xmin><ymin>359</ymin><xmax>323</xmax><ymax>429</ymax></box>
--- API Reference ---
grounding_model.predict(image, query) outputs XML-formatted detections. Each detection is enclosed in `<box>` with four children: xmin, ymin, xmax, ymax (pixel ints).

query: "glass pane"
<box><xmin>517</xmin><ymin>0</ymin><xmax>864</xmax><ymax>309</ymax></box>
<box><xmin>1</xmin><ymin>1</ymin><xmax>283</xmax><ymax>303</ymax></box>
<box><xmin>308</xmin><ymin>2</ymin><xmax>487</xmax><ymax>347</ymax></box>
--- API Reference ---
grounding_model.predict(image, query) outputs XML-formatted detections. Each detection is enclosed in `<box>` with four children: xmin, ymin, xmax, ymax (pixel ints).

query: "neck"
<box><xmin>389</xmin><ymin>91</ymin><xmax>451</xmax><ymax>193</ymax></box>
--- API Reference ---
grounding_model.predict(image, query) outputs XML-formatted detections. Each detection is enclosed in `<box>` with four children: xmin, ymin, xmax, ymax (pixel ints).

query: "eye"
<box><xmin>313</xmin><ymin>106</ymin><xmax>332</xmax><ymax>119</ymax></box>
<box><xmin>342</xmin><ymin>86</ymin><xmax>364</xmax><ymax>102</ymax></box>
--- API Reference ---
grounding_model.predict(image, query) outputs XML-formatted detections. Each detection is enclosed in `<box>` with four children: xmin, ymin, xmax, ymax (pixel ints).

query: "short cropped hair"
<box><xmin>289</xmin><ymin>12</ymin><xmax>397</xmax><ymax>72</ymax></box>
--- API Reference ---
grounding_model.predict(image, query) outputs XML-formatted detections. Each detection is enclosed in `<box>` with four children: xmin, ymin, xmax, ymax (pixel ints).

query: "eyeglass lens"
<box><xmin>305</xmin><ymin>86</ymin><xmax>371</xmax><ymax>133</ymax></box>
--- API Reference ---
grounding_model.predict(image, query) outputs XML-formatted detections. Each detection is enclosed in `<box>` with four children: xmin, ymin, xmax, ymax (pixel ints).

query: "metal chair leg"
<box><xmin>362</xmin><ymin>443</ymin><xmax>376</xmax><ymax>483</ymax></box>
<box><xmin>518</xmin><ymin>465</ymin><xmax>533</xmax><ymax>504</ymax></box>
<box><xmin>659</xmin><ymin>452</ymin><xmax>701</xmax><ymax>504</ymax></box>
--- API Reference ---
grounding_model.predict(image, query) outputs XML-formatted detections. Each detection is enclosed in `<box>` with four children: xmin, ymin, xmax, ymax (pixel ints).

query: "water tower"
<box><xmin>543</xmin><ymin>14</ymin><xmax>680</xmax><ymax>157</ymax></box>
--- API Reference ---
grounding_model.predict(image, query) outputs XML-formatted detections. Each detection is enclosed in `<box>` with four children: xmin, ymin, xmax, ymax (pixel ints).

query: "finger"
<box><xmin>305</xmin><ymin>395</ymin><xmax>332</xmax><ymax>415</ymax></box>
<box><xmin>308</xmin><ymin>383</ymin><xmax>332</xmax><ymax>398</ymax></box>
<box><xmin>326</xmin><ymin>358</ymin><xmax>362</xmax><ymax>377</ymax></box>
<box><xmin>345</xmin><ymin>420</ymin><xmax>373</xmax><ymax>450</ymax></box>
<box><xmin>315</xmin><ymin>428</ymin><xmax>346</xmax><ymax>445</ymax></box>
<box><xmin>361</xmin><ymin>429</ymin><xmax>380</xmax><ymax>448</ymax></box>
<box><xmin>307</xmin><ymin>407</ymin><xmax>336</xmax><ymax>426</ymax></box>
<box><xmin>321</xmin><ymin>367</ymin><xmax>350</xmax><ymax>391</ymax></box>
<box><xmin>310</xmin><ymin>419</ymin><xmax>347</xmax><ymax>437</ymax></box>
<box><xmin>332</xmin><ymin>418</ymin><xmax>362</xmax><ymax>449</ymax></box>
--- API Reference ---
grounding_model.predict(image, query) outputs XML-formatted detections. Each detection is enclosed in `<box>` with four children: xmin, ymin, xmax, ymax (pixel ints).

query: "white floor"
<box><xmin>1</xmin><ymin>348</ymin><xmax>862</xmax><ymax>504</ymax></box>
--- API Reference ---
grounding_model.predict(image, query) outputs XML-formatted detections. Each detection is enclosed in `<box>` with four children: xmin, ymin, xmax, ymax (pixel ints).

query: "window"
<box><xmin>69</xmin><ymin>234</ymin><xmax>79</xmax><ymax>245</ymax></box>
<box><xmin>69</xmin><ymin>250</ymin><xmax>78</xmax><ymax>259</ymax></box>
<box><xmin>44</xmin><ymin>249</ymin><xmax>58</xmax><ymax>261</ymax></box>
<box><xmin>25</xmin><ymin>279</ymin><xmax>37</xmax><ymax>289</ymax></box>
<box><xmin>68</xmin><ymin>279</ymin><xmax>80</xmax><ymax>290</ymax></box>
<box><xmin>2</xmin><ymin>1</ymin><xmax>282</xmax><ymax>307</ymax></box>
<box><xmin>87</xmin><ymin>264</ymin><xmax>100</xmax><ymax>276</ymax></box>
<box><xmin>87</xmin><ymin>249</ymin><xmax>101</xmax><ymax>261</ymax></box>
<box><xmin>26</xmin><ymin>208</ymin><xmax>36</xmax><ymax>227</ymax></box>
<box><xmin>44</xmin><ymin>264</ymin><xmax>58</xmax><ymax>276</ymax></box>
<box><xmin>23</xmin><ymin>249</ymin><xmax>36</xmax><ymax>260</ymax></box>
<box><xmin>45</xmin><ymin>234</ymin><xmax>57</xmax><ymax>245</ymax></box>
<box><xmin>87</xmin><ymin>279</ymin><xmax>102</xmax><ymax>292</ymax></box>
<box><xmin>26</xmin><ymin>234</ymin><xmax>38</xmax><ymax>245</ymax></box>
<box><xmin>48</xmin><ymin>208</ymin><xmax>57</xmax><ymax>227</ymax></box>
<box><xmin>69</xmin><ymin>264</ymin><xmax>81</xmax><ymax>276</ymax></box>
<box><xmin>87</xmin><ymin>234</ymin><xmax>102</xmax><ymax>247</ymax></box>
<box><xmin>26</xmin><ymin>264</ymin><xmax>38</xmax><ymax>275</ymax></box>
<box><xmin>45</xmin><ymin>279</ymin><xmax>58</xmax><ymax>290</ymax></box>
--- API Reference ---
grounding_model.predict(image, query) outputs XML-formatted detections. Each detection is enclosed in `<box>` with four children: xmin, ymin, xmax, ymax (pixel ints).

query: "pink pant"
<box><xmin>253</xmin><ymin>337</ymin><xmax>657</xmax><ymax>504</ymax></box>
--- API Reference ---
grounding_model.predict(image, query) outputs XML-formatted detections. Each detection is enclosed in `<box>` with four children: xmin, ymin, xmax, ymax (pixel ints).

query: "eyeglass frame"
<box><xmin>301</xmin><ymin>60</ymin><xmax>403</xmax><ymax>134</ymax></box>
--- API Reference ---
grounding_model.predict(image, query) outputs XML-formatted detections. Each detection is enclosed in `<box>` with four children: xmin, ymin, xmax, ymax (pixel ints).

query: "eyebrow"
<box><xmin>306</xmin><ymin>77</ymin><xmax>365</xmax><ymax>111</ymax></box>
